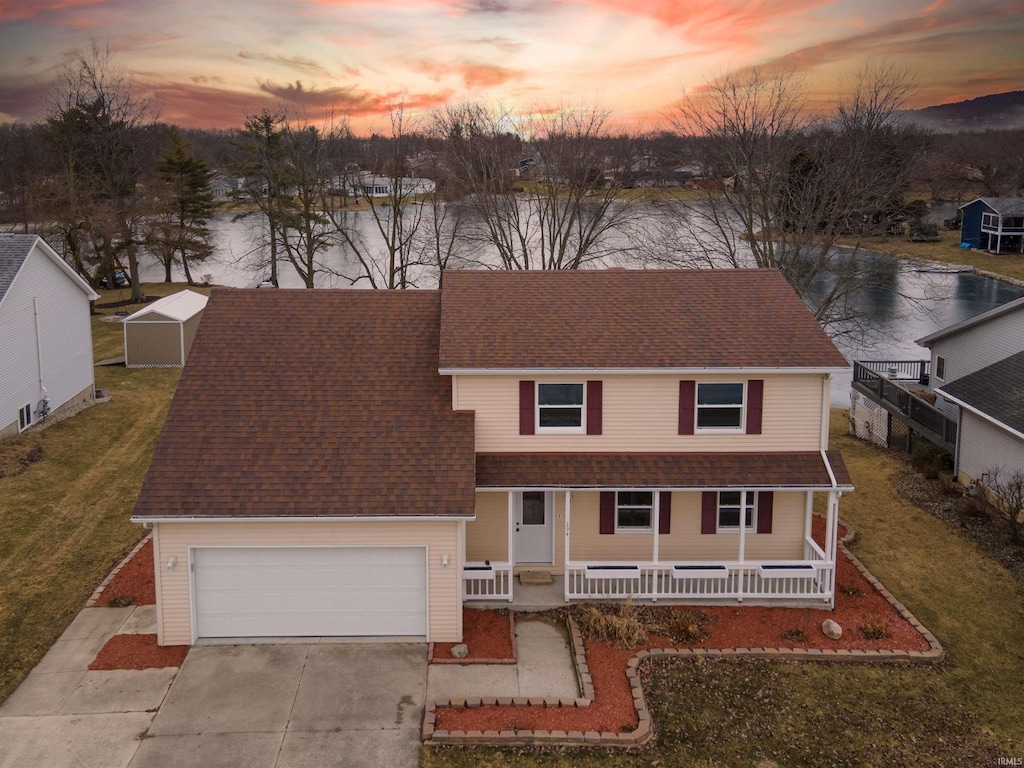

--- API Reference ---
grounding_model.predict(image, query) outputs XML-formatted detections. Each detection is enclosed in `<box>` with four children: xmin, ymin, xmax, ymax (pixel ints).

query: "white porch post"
<box><xmin>507</xmin><ymin>491</ymin><xmax>515</xmax><ymax>567</ymax></box>
<box><xmin>805</xmin><ymin>492</ymin><xmax>813</xmax><ymax>545</ymax></box>
<box><xmin>652</xmin><ymin>492</ymin><xmax>660</xmax><ymax>564</ymax></box>
<box><xmin>564</xmin><ymin>490</ymin><xmax>572</xmax><ymax>601</ymax></box>
<box><xmin>826</xmin><ymin>490</ymin><xmax>839</xmax><ymax>608</ymax></box>
<box><xmin>738</xmin><ymin>501</ymin><xmax>747</xmax><ymax>563</ymax></box>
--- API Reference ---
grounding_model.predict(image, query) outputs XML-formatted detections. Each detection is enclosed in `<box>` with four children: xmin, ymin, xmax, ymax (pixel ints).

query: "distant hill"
<box><xmin>903</xmin><ymin>91</ymin><xmax>1024</xmax><ymax>131</ymax></box>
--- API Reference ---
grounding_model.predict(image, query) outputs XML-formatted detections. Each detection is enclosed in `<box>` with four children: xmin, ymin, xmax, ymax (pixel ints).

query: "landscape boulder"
<box><xmin>450</xmin><ymin>643</ymin><xmax>469</xmax><ymax>659</ymax></box>
<box><xmin>821</xmin><ymin>619</ymin><xmax>843</xmax><ymax>640</ymax></box>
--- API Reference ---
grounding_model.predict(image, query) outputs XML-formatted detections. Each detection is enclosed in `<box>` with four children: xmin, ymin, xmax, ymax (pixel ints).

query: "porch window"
<box><xmin>696</xmin><ymin>383</ymin><xmax>744</xmax><ymax>430</ymax></box>
<box><xmin>537</xmin><ymin>383</ymin><xmax>584</xmax><ymax>431</ymax></box>
<box><xmin>718</xmin><ymin>491</ymin><xmax>755</xmax><ymax>531</ymax></box>
<box><xmin>616</xmin><ymin>491</ymin><xmax>653</xmax><ymax>531</ymax></box>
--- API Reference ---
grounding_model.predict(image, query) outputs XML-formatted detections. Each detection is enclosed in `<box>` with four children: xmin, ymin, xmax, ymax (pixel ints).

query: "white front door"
<box><xmin>515</xmin><ymin>491</ymin><xmax>553</xmax><ymax>564</ymax></box>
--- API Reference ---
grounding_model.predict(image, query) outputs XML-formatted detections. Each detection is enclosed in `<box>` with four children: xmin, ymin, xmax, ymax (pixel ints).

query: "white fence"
<box><xmin>463</xmin><ymin>562</ymin><xmax>513</xmax><ymax>601</ymax></box>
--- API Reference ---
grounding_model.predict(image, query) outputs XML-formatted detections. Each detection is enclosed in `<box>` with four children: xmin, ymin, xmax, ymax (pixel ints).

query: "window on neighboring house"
<box><xmin>537</xmin><ymin>383</ymin><xmax>584</xmax><ymax>431</ymax></box>
<box><xmin>718</xmin><ymin>491</ymin><xmax>756</xmax><ymax>531</ymax></box>
<box><xmin>616</xmin><ymin>491</ymin><xmax>653</xmax><ymax>531</ymax></box>
<box><xmin>935</xmin><ymin>355</ymin><xmax>946</xmax><ymax>380</ymax></box>
<box><xmin>18</xmin><ymin>404</ymin><xmax>31</xmax><ymax>432</ymax></box>
<box><xmin>696</xmin><ymin>383</ymin><xmax>745</xmax><ymax>430</ymax></box>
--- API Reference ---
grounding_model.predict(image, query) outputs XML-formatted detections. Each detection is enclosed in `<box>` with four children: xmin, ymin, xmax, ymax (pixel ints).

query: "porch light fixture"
<box><xmin>166</xmin><ymin>556</ymin><xmax>177</xmax><ymax>570</ymax></box>
<box><xmin>441</xmin><ymin>554</ymin><xmax>450</xmax><ymax>568</ymax></box>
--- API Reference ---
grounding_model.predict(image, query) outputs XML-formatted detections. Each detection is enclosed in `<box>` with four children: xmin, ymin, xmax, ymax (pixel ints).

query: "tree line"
<box><xmin>0</xmin><ymin>44</ymin><xmax>1021</xmax><ymax>337</ymax></box>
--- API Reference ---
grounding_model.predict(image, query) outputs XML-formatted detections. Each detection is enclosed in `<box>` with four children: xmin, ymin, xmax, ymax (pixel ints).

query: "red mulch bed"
<box><xmin>88</xmin><ymin>633</ymin><xmax>188</xmax><ymax>671</ymax></box>
<box><xmin>94</xmin><ymin>539</ymin><xmax>156</xmax><ymax>607</ymax></box>
<box><xmin>432</xmin><ymin>608</ymin><xmax>515</xmax><ymax>662</ymax></box>
<box><xmin>436</xmin><ymin>517</ymin><xmax>931</xmax><ymax>734</ymax></box>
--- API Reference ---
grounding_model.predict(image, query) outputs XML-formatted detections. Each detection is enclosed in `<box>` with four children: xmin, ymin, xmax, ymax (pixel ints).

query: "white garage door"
<box><xmin>192</xmin><ymin>547</ymin><xmax>427</xmax><ymax>639</ymax></box>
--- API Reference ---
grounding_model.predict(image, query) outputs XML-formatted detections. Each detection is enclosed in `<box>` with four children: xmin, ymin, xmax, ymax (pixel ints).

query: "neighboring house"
<box><xmin>132</xmin><ymin>270</ymin><xmax>853</xmax><ymax>646</ymax></box>
<box><xmin>209</xmin><ymin>175</ymin><xmax>238</xmax><ymax>200</ymax></box>
<box><xmin>0</xmin><ymin>234</ymin><xmax>99</xmax><ymax>440</ymax></box>
<box><xmin>958</xmin><ymin>197</ymin><xmax>1024</xmax><ymax>253</ymax></box>
<box><xmin>122</xmin><ymin>289</ymin><xmax>208</xmax><ymax>368</ymax></box>
<box><xmin>851</xmin><ymin>295</ymin><xmax>1024</xmax><ymax>481</ymax></box>
<box><xmin>354</xmin><ymin>175</ymin><xmax>436</xmax><ymax>197</ymax></box>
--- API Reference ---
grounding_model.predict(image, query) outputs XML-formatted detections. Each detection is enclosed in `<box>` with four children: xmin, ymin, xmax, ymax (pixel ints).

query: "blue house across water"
<box><xmin>958</xmin><ymin>197</ymin><xmax>1024</xmax><ymax>253</ymax></box>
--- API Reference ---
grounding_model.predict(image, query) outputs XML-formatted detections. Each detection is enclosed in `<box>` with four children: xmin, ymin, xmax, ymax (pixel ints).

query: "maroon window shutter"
<box><xmin>701</xmin><ymin>491</ymin><xmax>717</xmax><ymax>534</ymax></box>
<box><xmin>586</xmin><ymin>380</ymin><xmax>603</xmax><ymax>435</ymax></box>
<box><xmin>519</xmin><ymin>380</ymin><xmax>535</xmax><ymax>435</ymax></box>
<box><xmin>746</xmin><ymin>379</ymin><xmax>764</xmax><ymax>435</ymax></box>
<box><xmin>600</xmin><ymin>492</ymin><xmax>615</xmax><ymax>534</ymax></box>
<box><xmin>658</xmin><ymin>491</ymin><xmax>672</xmax><ymax>534</ymax></box>
<box><xmin>757</xmin><ymin>491</ymin><xmax>774</xmax><ymax>534</ymax></box>
<box><xmin>678</xmin><ymin>380</ymin><xmax>696</xmax><ymax>435</ymax></box>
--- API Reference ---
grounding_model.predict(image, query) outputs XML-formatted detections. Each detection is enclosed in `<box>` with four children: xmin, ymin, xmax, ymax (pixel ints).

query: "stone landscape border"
<box><xmin>86</xmin><ymin>532</ymin><xmax>152</xmax><ymax>607</ymax></box>
<box><xmin>429</xmin><ymin>610</ymin><xmax>519</xmax><ymax>665</ymax></box>
<box><xmin>423</xmin><ymin>520</ymin><xmax>946</xmax><ymax>749</ymax></box>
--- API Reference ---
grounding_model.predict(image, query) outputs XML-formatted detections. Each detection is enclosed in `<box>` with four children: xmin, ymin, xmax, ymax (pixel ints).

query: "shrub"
<box><xmin>653</xmin><ymin>609</ymin><xmax>711</xmax><ymax>644</ymax></box>
<box><xmin>859</xmin><ymin>618</ymin><xmax>891</xmax><ymax>640</ymax></box>
<box><xmin>572</xmin><ymin>600</ymin><xmax>648</xmax><ymax>649</ymax></box>
<box><xmin>912</xmin><ymin>442</ymin><xmax>950</xmax><ymax>480</ymax></box>
<box><xmin>840</xmin><ymin>584</ymin><xmax>864</xmax><ymax>598</ymax></box>
<box><xmin>781</xmin><ymin>627</ymin><xmax>808</xmax><ymax>643</ymax></box>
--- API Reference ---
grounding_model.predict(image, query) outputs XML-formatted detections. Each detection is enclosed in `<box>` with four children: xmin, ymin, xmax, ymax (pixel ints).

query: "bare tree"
<box><xmin>433</xmin><ymin>101</ymin><xmax>640</xmax><ymax>270</ymax></box>
<box><xmin>326</xmin><ymin>102</ymin><xmax>431</xmax><ymax>288</ymax></box>
<box><xmin>980</xmin><ymin>467</ymin><xmax>1024</xmax><ymax>544</ymax></box>
<box><xmin>668</xmin><ymin>64</ymin><xmax>924</xmax><ymax>339</ymax></box>
<box><xmin>46</xmin><ymin>40</ymin><xmax>156</xmax><ymax>301</ymax></box>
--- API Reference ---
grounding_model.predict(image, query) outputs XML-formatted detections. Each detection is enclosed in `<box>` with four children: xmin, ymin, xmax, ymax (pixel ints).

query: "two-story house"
<box><xmin>132</xmin><ymin>270</ymin><xmax>852</xmax><ymax>646</ymax></box>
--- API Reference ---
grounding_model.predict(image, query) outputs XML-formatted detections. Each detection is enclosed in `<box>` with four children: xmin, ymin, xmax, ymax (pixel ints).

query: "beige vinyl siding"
<box><xmin>467</xmin><ymin>492</ymin><xmax>508</xmax><ymax>562</ymax></box>
<box><xmin>956</xmin><ymin>411</ymin><xmax>1024</xmax><ymax>485</ymax></box>
<box><xmin>153</xmin><ymin>519</ymin><xmax>462</xmax><ymax>646</ymax></box>
<box><xmin>181</xmin><ymin>311</ymin><xmax>203</xmax><ymax>361</ymax></box>
<box><xmin>455</xmin><ymin>374</ymin><xmax>825</xmax><ymax>452</ymax></box>
<box><xmin>568</xmin><ymin>491</ymin><xmax>807</xmax><ymax>563</ymax></box>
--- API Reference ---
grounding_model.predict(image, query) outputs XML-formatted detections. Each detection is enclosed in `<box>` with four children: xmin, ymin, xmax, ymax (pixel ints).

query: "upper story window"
<box><xmin>718</xmin><ymin>491</ymin><xmax>756</xmax><ymax>531</ymax></box>
<box><xmin>616</xmin><ymin>491</ymin><xmax>653</xmax><ymax>532</ymax></box>
<box><xmin>537</xmin><ymin>383</ymin><xmax>585</xmax><ymax>431</ymax></box>
<box><xmin>935</xmin><ymin>355</ymin><xmax>946</xmax><ymax>381</ymax></box>
<box><xmin>981</xmin><ymin>212</ymin><xmax>999</xmax><ymax>229</ymax></box>
<box><xmin>696</xmin><ymin>382</ymin><xmax>745</xmax><ymax>430</ymax></box>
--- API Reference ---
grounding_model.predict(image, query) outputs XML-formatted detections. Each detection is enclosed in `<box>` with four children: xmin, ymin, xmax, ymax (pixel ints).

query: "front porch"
<box><xmin>462</xmin><ymin>480</ymin><xmax>845</xmax><ymax>608</ymax></box>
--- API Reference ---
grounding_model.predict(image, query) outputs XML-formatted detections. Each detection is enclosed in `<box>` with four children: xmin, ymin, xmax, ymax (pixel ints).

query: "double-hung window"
<box><xmin>616</xmin><ymin>491</ymin><xmax>653</xmax><ymax>532</ymax></box>
<box><xmin>934</xmin><ymin>355</ymin><xmax>946</xmax><ymax>381</ymax></box>
<box><xmin>696</xmin><ymin>383</ymin><xmax>744</xmax><ymax>430</ymax></box>
<box><xmin>717</xmin><ymin>491</ymin><xmax>755</xmax><ymax>531</ymax></box>
<box><xmin>537</xmin><ymin>383</ymin><xmax>585</xmax><ymax>432</ymax></box>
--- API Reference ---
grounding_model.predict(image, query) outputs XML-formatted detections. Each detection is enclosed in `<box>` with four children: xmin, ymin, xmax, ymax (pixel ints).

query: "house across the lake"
<box><xmin>132</xmin><ymin>270</ymin><xmax>853</xmax><ymax>646</ymax></box>
<box><xmin>958</xmin><ymin>197</ymin><xmax>1024</xmax><ymax>253</ymax></box>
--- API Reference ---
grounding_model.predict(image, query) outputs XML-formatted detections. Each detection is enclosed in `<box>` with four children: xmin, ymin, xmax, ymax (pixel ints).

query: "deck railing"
<box><xmin>463</xmin><ymin>562</ymin><xmax>513</xmax><ymax>601</ymax></box>
<box><xmin>852</xmin><ymin>361</ymin><xmax>957</xmax><ymax>448</ymax></box>
<box><xmin>564</xmin><ymin>558</ymin><xmax>833</xmax><ymax>603</ymax></box>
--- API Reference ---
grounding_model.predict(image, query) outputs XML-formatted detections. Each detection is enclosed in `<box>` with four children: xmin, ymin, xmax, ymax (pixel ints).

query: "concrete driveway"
<box><xmin>0</xmin><ymin>608</ymin><xmax>426</xmax><ymax>768</ymax></box>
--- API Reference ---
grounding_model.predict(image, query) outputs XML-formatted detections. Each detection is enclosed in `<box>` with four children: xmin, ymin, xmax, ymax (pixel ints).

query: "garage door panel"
<box><xmin>193</xmin><ymin>547</ymin><xmax>427</xmax><ymax>638</ymax></box>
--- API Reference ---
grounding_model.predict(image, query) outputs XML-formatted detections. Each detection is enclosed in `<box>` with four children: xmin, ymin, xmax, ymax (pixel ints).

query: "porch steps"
<box><xmin>519</xmin><ymin>571</ymin><xmax>554</xmax><ymax>586</ymax></box>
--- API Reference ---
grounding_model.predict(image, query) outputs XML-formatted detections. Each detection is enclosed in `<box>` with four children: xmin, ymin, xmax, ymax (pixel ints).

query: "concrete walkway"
<box><xmin>426</xmin><ymin>615</ymin><xmax>578</xmax><ymax>700</ymax></box>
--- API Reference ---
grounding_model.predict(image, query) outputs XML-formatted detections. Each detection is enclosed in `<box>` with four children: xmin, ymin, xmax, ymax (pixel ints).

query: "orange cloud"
<box><xmin>257</xmin><ymin>79</ymin><xmax>453</xmax><ymax>116</ymax></box>
<box><xmin>418</xmin><ymin>60</ymin><xmax>523</xmax><ymax>88</ymax></box>
<box><xmin>0</xmin><ymin>0</ymin><xmax>107</xmax><ymax>23</ymax></box>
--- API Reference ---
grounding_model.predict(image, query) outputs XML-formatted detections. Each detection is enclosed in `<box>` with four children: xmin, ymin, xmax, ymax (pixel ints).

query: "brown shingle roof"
<box><xmin>439</xmin><ymin>269</ymin><xmax>849</xmax><ymax>370</ymax></box>
<box><xmin>476</xmin><ymin>451</ymin><xmax>852</xmax><ymax>489</ymax></box>
<box><xmin>133</xmin><ymin>289</ymin><xmax>476</xmax><ymax>519</ymax></box>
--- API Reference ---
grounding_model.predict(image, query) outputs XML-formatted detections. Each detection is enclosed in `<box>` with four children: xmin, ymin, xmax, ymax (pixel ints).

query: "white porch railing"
<box><xmin>565</xmin><ymin>550</ymin><xmax>834</xmax><ymax>603</ymax></box>
<box><xmin>463</xmin><ymin>562</ymin><xmax>513</xmax><ymax>601</ymax></box>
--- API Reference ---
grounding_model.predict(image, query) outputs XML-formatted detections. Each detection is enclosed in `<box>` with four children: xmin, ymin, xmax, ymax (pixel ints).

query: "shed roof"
<box><xmin>0</xmin><ymin>234</ymin><xmax>98</xmax><ymax>306</ymax></box>
<box><xmin>917</xmin><ymin>294</ymin><xmax>1024</xmax><ymax>346</ymax></box>
<box><xmin>439</xmin><ymin>269</ymin><xmax>849</xmax><ymax>371</ymax></box>
<box><xmin>132</xmin><ymin>289</ymin><xmax>477</xmax><ymax>519</ymax></box>
<box><xmin>124</xmin><ymin>289</ymin><xmax>208</xmax><ymax>323</ymax></box>
<box><xmin>936</xmin><ymin>351</ymin><xmax>1024</xmax><ymax>437</ymax></box>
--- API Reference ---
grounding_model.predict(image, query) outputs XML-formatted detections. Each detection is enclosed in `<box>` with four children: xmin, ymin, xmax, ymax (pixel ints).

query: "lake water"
<box><xmin>138</xmin><ymin>207</ymin><xmax>1024</xmax><ymax>406</ymax></box>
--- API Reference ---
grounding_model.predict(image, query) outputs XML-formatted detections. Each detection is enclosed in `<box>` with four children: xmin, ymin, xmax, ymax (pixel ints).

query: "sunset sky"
<box><xmin>0</xmin><ymin>0</ymin><xmax>1021</xmax><ymax>134</ymax></box>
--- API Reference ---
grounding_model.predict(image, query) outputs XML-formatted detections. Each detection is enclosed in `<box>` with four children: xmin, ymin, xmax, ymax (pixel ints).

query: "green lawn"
<box><xmin>422</xmin><ymin>410</ymin><xmax>1024</xmax><ymax>767</ymax></box>
<box><xmin>0</xmin><ymin>285</ymin><xmax>188</xmax><ymax>702</ymax></box>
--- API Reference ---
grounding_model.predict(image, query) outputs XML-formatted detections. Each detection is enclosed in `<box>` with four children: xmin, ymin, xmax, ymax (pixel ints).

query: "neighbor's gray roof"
<box><xmin>0</xmin><ymin>234</ymin><xmax>39</xmax><ymax>304</ymax></box>
<box><xmin>957</xmin><ymin>197</ymin><xmax>1024</xmax><ymax>215</ymax></box>
<box><xmin>917</xmin><ymin>294</ymin><xmax>1024</xmax><ymax>346</ymax></box>
<box><xmin>937</xmin><ymin>351</ymin><xmax>1024</xmax><ymax>436</ymax></box>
